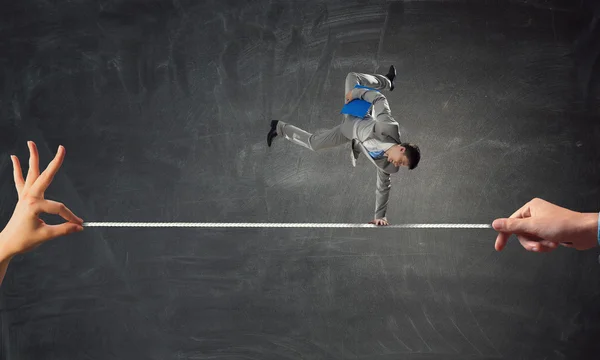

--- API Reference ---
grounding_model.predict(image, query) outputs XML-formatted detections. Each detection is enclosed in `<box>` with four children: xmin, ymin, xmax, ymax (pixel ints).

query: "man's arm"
<box><xmin>374</xmin><ymin>168</ymin><xmax>392</xmax><ymax>220</ymax></box>
<box><xmin>350</xmin><ymin>87</ymin><xmax>395</xmax><ymax>124</ymax></box>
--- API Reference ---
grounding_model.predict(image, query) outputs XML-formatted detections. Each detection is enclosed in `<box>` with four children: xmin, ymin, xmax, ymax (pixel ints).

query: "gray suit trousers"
<box><xmin>275</xmin><ymin>119</ymin><xmax>354</xmax><ymax>151</ymax></box>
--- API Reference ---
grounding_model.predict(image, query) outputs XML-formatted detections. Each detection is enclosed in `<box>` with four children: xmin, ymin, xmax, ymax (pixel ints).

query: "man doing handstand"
<box><xmin>266</xmin><ymin>66</ymin><xmax>421</xmax><ymax>225</ymax></box>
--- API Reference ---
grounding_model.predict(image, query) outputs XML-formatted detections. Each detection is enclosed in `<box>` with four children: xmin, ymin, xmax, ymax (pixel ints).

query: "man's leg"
<box><xmin>276</xmin><ymin>121</ymin><xmax>350</xmax><ymax>151</ymax></box>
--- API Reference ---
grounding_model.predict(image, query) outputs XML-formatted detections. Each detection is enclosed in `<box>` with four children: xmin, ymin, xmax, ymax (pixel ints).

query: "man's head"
<box><xmin>385</xmin><ymin>143</ymin><xmax>420</xmax><ymax>169</ymax></box>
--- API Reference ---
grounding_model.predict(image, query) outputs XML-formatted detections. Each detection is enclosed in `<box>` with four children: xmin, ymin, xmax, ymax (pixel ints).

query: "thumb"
<box><xmin>45</xmin><ymin>222</ymin><xmax>84</xmax><ymax>239</ymax></box>
<box><xmin>492</xmin><ymin>218</ymin><xmax>533</xmax><ymax>234</ymax></box>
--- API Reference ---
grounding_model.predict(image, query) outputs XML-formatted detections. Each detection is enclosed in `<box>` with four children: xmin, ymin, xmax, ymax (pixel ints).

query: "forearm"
<box><xmin>375</xmin><ymin>170</ymin><xmax>391</xmax><ymax>219</ymax></box>
<box><xmin>0</xmin><ymin>233</ymin><xmax>13</xmax><ymax>287</ymax></box>
<box><xmin>374</xmin><ymin>196</ymin><xmax>389</xmax><ymax>219</ymax></box>
<box><xmin>0</xmin><ymin>258</ymin><xmax>9</xmax><ymax>287</ymax></box>
<box><xmin>352</xmin><ymin>87</ymin><xmax>382</xmax><ymax>104</ymax></box>
<box><xmin>351</xmin><ymin>88</ymin><xmax>394</xmax><ymax>123</ymax></box>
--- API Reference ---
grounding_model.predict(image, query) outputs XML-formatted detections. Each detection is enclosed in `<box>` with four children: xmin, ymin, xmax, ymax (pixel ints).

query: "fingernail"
<box><xmin>532</xmin><ymin>247</ymin><xmax>538</xmax><ymax>252</ymax></box>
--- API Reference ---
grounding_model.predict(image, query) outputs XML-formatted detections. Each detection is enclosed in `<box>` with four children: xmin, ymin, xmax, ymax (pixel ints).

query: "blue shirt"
<box><xmin>369</xmin><ymin>150</ymin><xmax>385</xmax><ymax>159</ymax></box>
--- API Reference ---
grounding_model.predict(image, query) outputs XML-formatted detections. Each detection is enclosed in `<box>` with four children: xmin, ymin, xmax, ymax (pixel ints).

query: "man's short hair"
<box><xmin>401</xmin><ymin>143</ymin><xmax>420</xmax><ymax>170</ymax></box>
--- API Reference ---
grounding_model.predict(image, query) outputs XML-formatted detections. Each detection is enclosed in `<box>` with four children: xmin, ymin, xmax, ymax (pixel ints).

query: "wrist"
<box><xmin>578</xmin><ymin>212</ymin><xmax>600</xmax><ymax>247</ymax></box>
<box><xmin>0</xmin><ymin>232</ymin><xmax>15</xmax><ymax>263</ymax></box>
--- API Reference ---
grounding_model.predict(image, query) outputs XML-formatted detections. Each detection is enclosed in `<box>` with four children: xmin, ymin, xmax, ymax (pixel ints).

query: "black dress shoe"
<box><xmin>350</xmin><ymin>139</ymin><xmax>360</xmax><ymax>167</ymax></box>
<box><xmin>267</xmin><ymin>120</ymin><xmax>279</xmax><ymax>147</ymax></box>
<box><xmin>385</xmin><ymin>65</ymin><xmax>396</xmax><ymax>91</ymax></box>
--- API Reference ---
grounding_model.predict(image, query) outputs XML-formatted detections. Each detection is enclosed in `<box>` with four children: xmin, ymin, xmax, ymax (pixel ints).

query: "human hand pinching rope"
<box><xmin>1</xmin><ymin>141</ymin><xmax>84</xmax><ymax>260</ymax></box>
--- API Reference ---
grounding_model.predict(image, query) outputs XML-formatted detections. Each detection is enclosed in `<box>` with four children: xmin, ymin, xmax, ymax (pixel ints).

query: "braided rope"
<box><xmin>83</xmin><ymin>222</ymin><xmax>492</xmax><ymax>229</ymax></box>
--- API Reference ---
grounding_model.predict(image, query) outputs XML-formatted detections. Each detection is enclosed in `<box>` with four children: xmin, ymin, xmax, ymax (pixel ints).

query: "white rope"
<box><xmin>83</xmin><ymin>222</ymin><xmax>492</xmax><ymax>229</ymax></box>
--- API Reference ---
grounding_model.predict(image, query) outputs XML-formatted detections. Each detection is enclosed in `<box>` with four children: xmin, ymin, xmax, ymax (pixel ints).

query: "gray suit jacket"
<box><xmin>350</xmin><ymin>86</ymin><xmax>402</xmax><ymax>220</ymax></box>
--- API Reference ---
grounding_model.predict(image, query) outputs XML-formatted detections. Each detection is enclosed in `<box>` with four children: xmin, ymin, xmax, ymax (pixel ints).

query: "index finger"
<box><xmin>30</xmin><ymin>145</ymin><xmax>65</xmax><ymax>196</ymax></box>
<box><xmin>37</xmin><ymin>199</ymin><xmax>83</xmax><ymax>225</ymax></box>
<box><xmin>494</xmin><ymin>201</ymin><xmax>533</xmax><ymax>251</ymax></box>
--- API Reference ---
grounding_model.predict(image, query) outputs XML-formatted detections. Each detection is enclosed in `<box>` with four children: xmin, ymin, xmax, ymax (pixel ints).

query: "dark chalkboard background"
<box><xmin>1</xmin><ymin>0</ymin><xmax>600</xmax><ymax>359</ymax></box>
